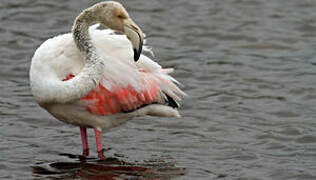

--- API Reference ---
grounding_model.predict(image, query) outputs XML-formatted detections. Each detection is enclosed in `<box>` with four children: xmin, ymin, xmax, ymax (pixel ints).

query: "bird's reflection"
<box><xmin>32</xmin><ymin>153</ymin><xmax>187</xmax><ymax>179</ymax></box>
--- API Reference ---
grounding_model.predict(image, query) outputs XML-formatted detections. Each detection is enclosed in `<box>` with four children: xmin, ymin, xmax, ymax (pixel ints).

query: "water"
<box><xmin>1</xmin><ymin>0</ymin><xmax>316</xmax><ymax>179</ymax></box>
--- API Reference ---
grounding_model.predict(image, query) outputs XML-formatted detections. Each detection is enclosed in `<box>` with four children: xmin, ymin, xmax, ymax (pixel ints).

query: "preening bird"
<box><xmin>29</xmin><ymin>1</ymin><xmax>184</xmax><ymax>159</ymax></box>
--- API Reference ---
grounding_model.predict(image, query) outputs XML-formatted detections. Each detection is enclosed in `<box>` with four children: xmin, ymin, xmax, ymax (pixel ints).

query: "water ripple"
<box><xmin>1</xmin><ymin>0</ymin><xmax>316</xmax><ymax>179</ymax></box>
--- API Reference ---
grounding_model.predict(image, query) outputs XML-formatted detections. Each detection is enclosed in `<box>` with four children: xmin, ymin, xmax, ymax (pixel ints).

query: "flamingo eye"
<box><xmin>118</xmin><ymin>15</ymin><xmax>124</xmax><ymax>19</ymax></box>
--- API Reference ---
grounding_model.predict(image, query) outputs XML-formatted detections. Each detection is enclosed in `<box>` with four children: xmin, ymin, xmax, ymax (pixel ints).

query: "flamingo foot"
<box><xmin>97</xmin><ymin>149</ymin><xmax>106</xmax><ymax>160</ymax></box>
<box><xmin>82</xmin><ymin>148</ymin><xmax>89</xmax><ymax>157</ymax></box>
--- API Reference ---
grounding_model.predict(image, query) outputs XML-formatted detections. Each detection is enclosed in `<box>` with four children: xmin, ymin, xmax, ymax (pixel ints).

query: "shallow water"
<box><xmin>1</xmin><ymin>0</ymin><xmax>316</xmax><ymax>179</ymax></box>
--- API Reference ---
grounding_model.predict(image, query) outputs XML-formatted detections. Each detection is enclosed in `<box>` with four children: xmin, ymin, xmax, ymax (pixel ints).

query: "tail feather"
<box><xmin>164</xmin><ymin>93</ymin><xmax>180</xmax><ymax>108</ymax></box>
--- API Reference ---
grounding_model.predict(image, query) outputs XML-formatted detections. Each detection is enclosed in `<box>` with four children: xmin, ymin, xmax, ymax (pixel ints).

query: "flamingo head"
<box><xmin>92</xmin><ymin>1</ymin><xmax>144</xmax><ymax>61</ymax></box>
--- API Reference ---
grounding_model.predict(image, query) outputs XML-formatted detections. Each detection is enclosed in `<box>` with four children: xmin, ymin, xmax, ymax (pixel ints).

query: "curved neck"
<box><xmin>72</xmin><ymin>9</ymin><xmax>96</xmax><ymax>56</ymax></box>
<box><xmin>35</xmin><ymin>9</ymin><xmax>105</xmax><ymax>104</ymax></box>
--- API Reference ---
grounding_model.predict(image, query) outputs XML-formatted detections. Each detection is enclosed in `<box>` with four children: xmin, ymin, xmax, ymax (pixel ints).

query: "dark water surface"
<box><xmin>1</xmin><ymin>0</ymin><xmax>316</xmax><ymax>179</ymax></box>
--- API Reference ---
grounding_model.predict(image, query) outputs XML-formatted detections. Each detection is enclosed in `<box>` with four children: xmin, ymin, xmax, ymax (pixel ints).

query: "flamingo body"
<box><xmin>31</xmin><ymin>26</ymin><xmax>184</xmax><ymax>131</ymax></box>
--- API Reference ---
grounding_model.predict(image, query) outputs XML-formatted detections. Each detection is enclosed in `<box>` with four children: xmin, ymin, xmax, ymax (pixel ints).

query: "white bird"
<box><xmin>29</xmin><ymin>1</ymin><xmax>184</xmax><ymax>160</ymax></box>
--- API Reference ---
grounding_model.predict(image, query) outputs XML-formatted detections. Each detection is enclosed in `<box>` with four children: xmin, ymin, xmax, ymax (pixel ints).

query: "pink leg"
<box><xmin>94</xmin><ymin>128</ymin><xmax>106</xmax><ymax>160</ymax></box>
<box><xmin>80</xmin><ymin>127</ymin><xmax>89</xmax><ymax>157</ymax></box>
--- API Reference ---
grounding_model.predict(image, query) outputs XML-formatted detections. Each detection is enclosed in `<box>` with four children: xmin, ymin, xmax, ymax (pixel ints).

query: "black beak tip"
<box><xmin>133</xmin><ymin>48</ymin><xmax>140</xmax><ymax>62</ymax></box>
<box><xmin>133</xmin><ymin>40</ymin><xmax>143</xmax><ymax>62</ymax></box>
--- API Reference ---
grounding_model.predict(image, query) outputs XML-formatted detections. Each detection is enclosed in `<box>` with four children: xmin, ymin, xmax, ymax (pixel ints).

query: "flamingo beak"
<box><xmin>123</xmin><ymin>18</ymin><xmax>143</xmax><ymax>62</ymax></box>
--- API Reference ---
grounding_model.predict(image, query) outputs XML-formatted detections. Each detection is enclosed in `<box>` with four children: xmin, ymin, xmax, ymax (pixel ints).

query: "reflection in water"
<box><xmin>32</xmin><ymin>154</ymin><xmax>187</xmax><ymax>179</ymax></box>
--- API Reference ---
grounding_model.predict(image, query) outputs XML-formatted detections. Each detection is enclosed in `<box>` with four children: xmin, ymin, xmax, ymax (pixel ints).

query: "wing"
<box><xmin>75</xmin><ymin>26</ymin><xmax>185</xmax><ymax>115</ymax></box>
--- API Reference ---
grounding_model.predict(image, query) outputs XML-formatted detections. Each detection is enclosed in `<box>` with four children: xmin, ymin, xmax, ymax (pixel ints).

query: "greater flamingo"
<box><xmin>29</xmin><ymin>1</ymin><xmax>184</xmax><ymax>160</ymax></box>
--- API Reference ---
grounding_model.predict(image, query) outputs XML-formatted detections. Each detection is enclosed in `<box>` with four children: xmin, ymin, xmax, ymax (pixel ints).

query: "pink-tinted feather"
<box><xmin>62</xmin><ymin>71</ymin><xmax>171</xmax><ymax>115</ymax></box>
